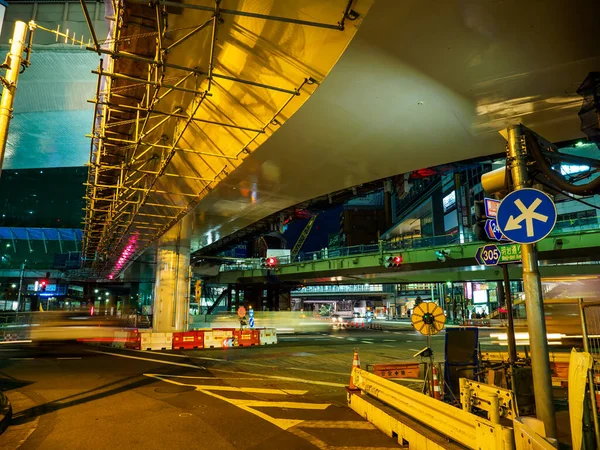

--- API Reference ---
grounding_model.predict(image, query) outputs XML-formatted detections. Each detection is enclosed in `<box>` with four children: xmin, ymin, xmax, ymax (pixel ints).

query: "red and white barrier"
<box><xmin>82</xmin><ymin>327</ymin><xmax>277</xmax><ymax>351</ymax></box>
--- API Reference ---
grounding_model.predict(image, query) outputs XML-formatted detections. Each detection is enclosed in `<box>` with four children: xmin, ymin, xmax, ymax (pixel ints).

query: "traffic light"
<box><xmin>436</xmin><ymin>249</ymin><xmax>450</xmax><ymax>262</ymax></box>
<box><xmin>194</xmin><ymin>280</ymin><xmax>202</xmax><ymax>300</ymax></box>
<box><xmin>384</xmin><ymin>255</ymin><xmax>403</xmax><ymax>268</ymax></box>
<box><xmin>473</xmin><ymin>200</ymin><xmax>488</xmax><ymax>241</ymax></box>
<box><xmin>261</xmin><ymin>257</ymin><xmax>277</xmax><ymax>268</ymax></box>
<box><xmin>40</xmin><ymin>272</ymin><xmax>50</xmax><ymax>292</ymax></box>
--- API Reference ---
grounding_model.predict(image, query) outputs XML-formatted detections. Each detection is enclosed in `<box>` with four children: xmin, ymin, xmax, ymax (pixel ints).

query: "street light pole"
<box><xmin>506</xmin><ymin>124</ymin><xmax>557</xmax><ymax>440</ymax></box>
<box><xmin>17</xmin><ymin>261</ymin><xmax>25</xmax><ymax>311</ymax></box>
<box><xmin>0</xmin><ymin>21</ymin><xmax>28</xmax><ymax>177</ymax></box>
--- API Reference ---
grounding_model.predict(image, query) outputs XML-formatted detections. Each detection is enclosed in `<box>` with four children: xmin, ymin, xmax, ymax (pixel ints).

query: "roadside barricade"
<box><xmin>125</xmin><ymin>330</ymin><xmax>141</xmax><ymax>350</ymax></box>
<box><xmin>258</xmin><ymin>328</ymin><xmax>277</xmax><ymax>345</ymax></box>
<box><xmin>140</xmin><ymin>332</ymin><xmax>173</xmax><ymax>351</ymax></box>
<box><xmin>371</xmin><ymin>362</ymin><xmax>420</xmax><ymax>379</ymax></box>
<box><xmin>111</xmin><ymin>331</ymin><xmax>131</xmax><ymax>349</ymax></box>
<box><xmin>173</xmin><ymin>331</ymin><xmax>204</xmax><ymax>350</ymax></box>
<box><xmin>204</xmin><ymin>329</ymin><xmax>233</xmax><ymax>348</ymax></box>
<box><xmin>234</xmin><ymin>329</ymin><xmax>260</xmax><ymax>347</ymax></box>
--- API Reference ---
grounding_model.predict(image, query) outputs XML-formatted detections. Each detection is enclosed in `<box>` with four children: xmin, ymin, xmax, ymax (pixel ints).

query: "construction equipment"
<box><xmin>411</xmin><ymin>302</ymin><xmax>447</xmax><ymax>399</ymax></box>
<box><xmin>290</xmin><ymin>214</ymin><xmax>318</xmax><ymax>260</ymax></box>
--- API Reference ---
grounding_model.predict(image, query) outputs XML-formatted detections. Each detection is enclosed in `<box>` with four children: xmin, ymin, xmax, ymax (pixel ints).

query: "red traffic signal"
<box><xmin>40</xmin><ymin>279</ymin><xmax>48</xmax><ymax>292</ymax></box>
<box><xmin>261</xmin><ymin>257</ymin><xmax>278</xmax><ymax>268</ymax></box>
<box><xmin>384</xmin><ymin>255</ymin><xmax>403</xmax><ymax>268</ymax></box>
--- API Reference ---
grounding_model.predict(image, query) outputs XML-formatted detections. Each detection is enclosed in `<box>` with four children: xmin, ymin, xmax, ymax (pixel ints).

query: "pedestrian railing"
<box><xmin>219</xmin><ymin>219</ymin><xmax>600</xmax><ymax>273</ymax></box>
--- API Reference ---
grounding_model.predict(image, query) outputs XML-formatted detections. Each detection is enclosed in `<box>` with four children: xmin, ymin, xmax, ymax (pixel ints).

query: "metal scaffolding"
<box><xmin>81</xmin><ymin>0</ymin><xmax>356</xmax><ymax>277</ymax></box>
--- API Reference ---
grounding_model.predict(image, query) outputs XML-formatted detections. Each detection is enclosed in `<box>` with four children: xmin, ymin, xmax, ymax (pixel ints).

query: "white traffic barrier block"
<box><xmin>204</xmin><ymin>329</ymin><xmax>233</xmax><ymax>349</ymax></box>
<box><xmin>259</xmin><ymin>328</ymin><xmax>277</xmax><ymax>345</ymax></box>
<box><xmin>140</xmin><ymin>332</ymin><xmax>173</xmax><ymax>351</ymax></box>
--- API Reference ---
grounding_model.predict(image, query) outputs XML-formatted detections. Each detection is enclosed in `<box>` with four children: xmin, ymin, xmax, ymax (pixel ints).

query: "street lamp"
<box><xmin>94</xmin><ymin>289</ymin><xmax>99</xmax><ymax>294</ymax></box>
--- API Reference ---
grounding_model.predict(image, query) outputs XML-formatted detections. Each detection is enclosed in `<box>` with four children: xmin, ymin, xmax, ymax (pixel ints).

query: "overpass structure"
<box><xmin>0</xmin><ymin>1</ymin><xmax>598</xmax><ymax>330</ymax></box>
<box><xmin>77</xmin><ymin>0</ymin><xmax>599</xmax><ymax>333</ymax></box>
<box><xmin>211</xmin><ymin>226</ymin><xmax>600</xmax><ymax>286</ymax></box>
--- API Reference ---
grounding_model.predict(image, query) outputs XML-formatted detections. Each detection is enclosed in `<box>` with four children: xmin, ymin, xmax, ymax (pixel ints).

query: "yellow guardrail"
<box><xmin>481</xmin><ymin>351</ymin><xmax>570</xmax><ymax>363</ymax></box>
<box><xmin>351</xmin><ymin>367</ymin><xmax>514</xmax><ymax>450</ymax></box>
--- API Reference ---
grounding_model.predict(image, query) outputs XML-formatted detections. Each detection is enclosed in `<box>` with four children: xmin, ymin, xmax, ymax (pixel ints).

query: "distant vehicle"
<box><xmin>330</xmin><ymin>315</ymin><xmax>344</xmax><ymax>323</ymax></box>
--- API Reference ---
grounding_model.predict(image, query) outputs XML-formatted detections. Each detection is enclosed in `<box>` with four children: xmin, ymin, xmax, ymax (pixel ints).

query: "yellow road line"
<box><xmin>298</xmin><ymin>421</ymin><xmax>376</xmax><ymax>429</ymax></box>
<box><xmin>209</xmin><ymin>367</ymin><xmax>347</xmax><ymax>387</ymax></box>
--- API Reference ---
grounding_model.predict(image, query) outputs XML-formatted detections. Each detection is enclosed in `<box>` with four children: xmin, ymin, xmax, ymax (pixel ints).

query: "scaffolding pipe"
<box><xmin>0</xmin><ymin>21</ymin><xmax>29</xmax><ymax>177</ymax></box>
<box><xmin>127</xmin><ymin>0</ymin><xmax>347</xmax><ymax>30</ymax></box>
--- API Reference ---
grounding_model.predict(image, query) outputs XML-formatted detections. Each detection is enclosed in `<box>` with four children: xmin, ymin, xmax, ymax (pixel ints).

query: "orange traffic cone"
<box><xmin>349</xmin><ymin>348</ymin><xmax>361</xmax><ymax>389</ymax></box>
<box><xmin>431</xmin><ymin>364</ymin><xmax>442</xmax><ymax>400</ymax></box>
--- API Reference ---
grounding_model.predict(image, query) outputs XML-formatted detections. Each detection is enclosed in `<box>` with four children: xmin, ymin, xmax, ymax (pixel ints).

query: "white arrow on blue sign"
<box><xmin>475</xmin><ymin>244</ymin><xmax>501</xmax><ymax>266</ymax></box>
<box><xmin>497</xmin><ymin>188</ymin><xmax>557</xmax><ymax>244</ymax></box>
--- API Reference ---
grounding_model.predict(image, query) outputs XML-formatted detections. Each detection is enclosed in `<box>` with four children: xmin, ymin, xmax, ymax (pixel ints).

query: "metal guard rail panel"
<box><xmin>351</xmin><ymin>367</ymin><xmax>513</xmax><ymax>450</ymax></box>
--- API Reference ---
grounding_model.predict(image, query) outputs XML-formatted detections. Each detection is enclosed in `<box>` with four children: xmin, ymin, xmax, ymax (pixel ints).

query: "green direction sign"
<box><xmin>498</xmin><ymin>243</ymin><xmax>521</xmax><ymax>264</ymax></box>
<box><xmin>475</xmin><ymin>243</ymin><xmax>521</xmax><ymax>266</ymax></box>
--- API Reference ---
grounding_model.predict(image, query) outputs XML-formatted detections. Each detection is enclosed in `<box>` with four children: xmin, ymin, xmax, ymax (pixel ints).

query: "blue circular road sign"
<box><xmin>497</xmin><ymin>188</ymin><xmax>557</xmax><ymax>244</ymax></box>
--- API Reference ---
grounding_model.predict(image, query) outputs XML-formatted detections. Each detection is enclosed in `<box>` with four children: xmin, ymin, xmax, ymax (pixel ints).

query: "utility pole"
<box><xmin>0</xmin><ymin>21</ymin><xmax>29</xmax><ymax>177</ymax></box>
<box><xmin>506</xmin><ymin>124</ymin><xmax>557</xmax><ymax>440</ymax></box>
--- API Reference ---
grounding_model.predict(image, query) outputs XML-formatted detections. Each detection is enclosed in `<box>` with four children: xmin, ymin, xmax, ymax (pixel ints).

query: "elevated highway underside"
<box><xmin>83</xmin><ymin>0</ymin><xmax>600</xmax><ymax>276</ymax></box>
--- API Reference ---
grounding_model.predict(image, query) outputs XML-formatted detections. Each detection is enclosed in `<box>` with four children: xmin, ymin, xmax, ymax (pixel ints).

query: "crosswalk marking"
<box><xmin>146</xmin><ymin>374</ymin><xmax>329</xmax><ymax>430</ymax></box>
<box><xmin>209</xmin><ymin>367</ymin><xmax>346</xmax><ymax>387</ymax></box>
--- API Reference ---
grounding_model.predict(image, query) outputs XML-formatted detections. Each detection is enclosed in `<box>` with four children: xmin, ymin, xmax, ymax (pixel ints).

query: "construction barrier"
<box><xmin>204</xmin><ymin>329</ymin><xmax>233</xmax><ymax>349</ymax></box>
<box><xmin>140</xmin><ymin>332</ymin><xmax>173</xmax><ymax>351</ymax></box>
<box><xmin>371</xmin><ymin>363</ymin><xmax>420</xmax><ymax>379</ymax></box>
<box><xmin>258</xmin><ymin>328</ymin><xmax>277</xmax><ymax>345</ymax></box>
<box><xmin>80</xmin><ymin>328</ymin><xmax>277</xmax><ymax>351</ymax></box>
<box><xmin>111</xmin><ymin>331</ymin><xmax>131</xmax><ymax>349</ymax></box>
<box><xmin>173</xmin><ymin>331</ymin><xmax>204</xmax><ymax>350</ymax></box>
<box><xmin>125</xmin><ymin>330</ymin><xmax>141</xmax><ymax>350</ymax></box>
<box><xmin>234</xmin><ymin>329</ymin><xmax>260</xmax><ymax>347</ymax></box>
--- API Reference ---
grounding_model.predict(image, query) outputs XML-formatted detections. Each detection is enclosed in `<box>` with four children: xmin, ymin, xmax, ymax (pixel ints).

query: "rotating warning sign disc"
<box><xmin>411</xmin><ymin>302</ymin><xmax>446</xmax><ymax>335</ymax></box>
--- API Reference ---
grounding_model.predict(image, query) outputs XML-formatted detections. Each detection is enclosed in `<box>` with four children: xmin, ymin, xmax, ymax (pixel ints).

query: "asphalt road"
<box><xmin>0</xmin><ymin>325</ymin><xmax>572</xmax><ymax>449</ymax></box>
<box><xmin>0</xmin><ymin>327</ymin><xmax>448</xmax><ymax>450</ymax></box>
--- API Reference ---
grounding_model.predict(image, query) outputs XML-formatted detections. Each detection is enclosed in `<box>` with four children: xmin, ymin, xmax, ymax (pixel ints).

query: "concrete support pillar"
<box><xmin>152</xmin><ymin>214</ymin><xmax>193</xmax><ymax>333</ymax></box>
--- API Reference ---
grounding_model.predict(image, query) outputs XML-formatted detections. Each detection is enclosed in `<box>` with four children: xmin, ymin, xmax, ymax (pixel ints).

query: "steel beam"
<box><xmin>127</xmin><ymin>0</ymin><xmax>347</xmax><ymax>31</ymax></box>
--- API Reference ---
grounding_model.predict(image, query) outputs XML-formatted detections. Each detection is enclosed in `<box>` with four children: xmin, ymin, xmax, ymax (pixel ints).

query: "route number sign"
<box><xmin>475</xmin><ymin>243</ymin><xmax>522</xmax><ymax>266</ymax></box>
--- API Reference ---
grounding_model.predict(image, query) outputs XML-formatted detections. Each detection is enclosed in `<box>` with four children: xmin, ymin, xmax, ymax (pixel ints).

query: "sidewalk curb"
<box><xmin>0</xmin><ymin>391</ymin><xmax>39</xmax><ymax>450</ymax></box>
<box><xmin>0</xmin><ymin>392</ymin><xmax>12</xmax><ymax>434</ymax></box>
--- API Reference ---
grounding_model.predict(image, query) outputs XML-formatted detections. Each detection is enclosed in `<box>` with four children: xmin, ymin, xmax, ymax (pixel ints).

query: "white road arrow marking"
<box><xmin>503</xmin><ymin>198</ymin><xmax>548</xmax><ymax>237</ymax></box>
